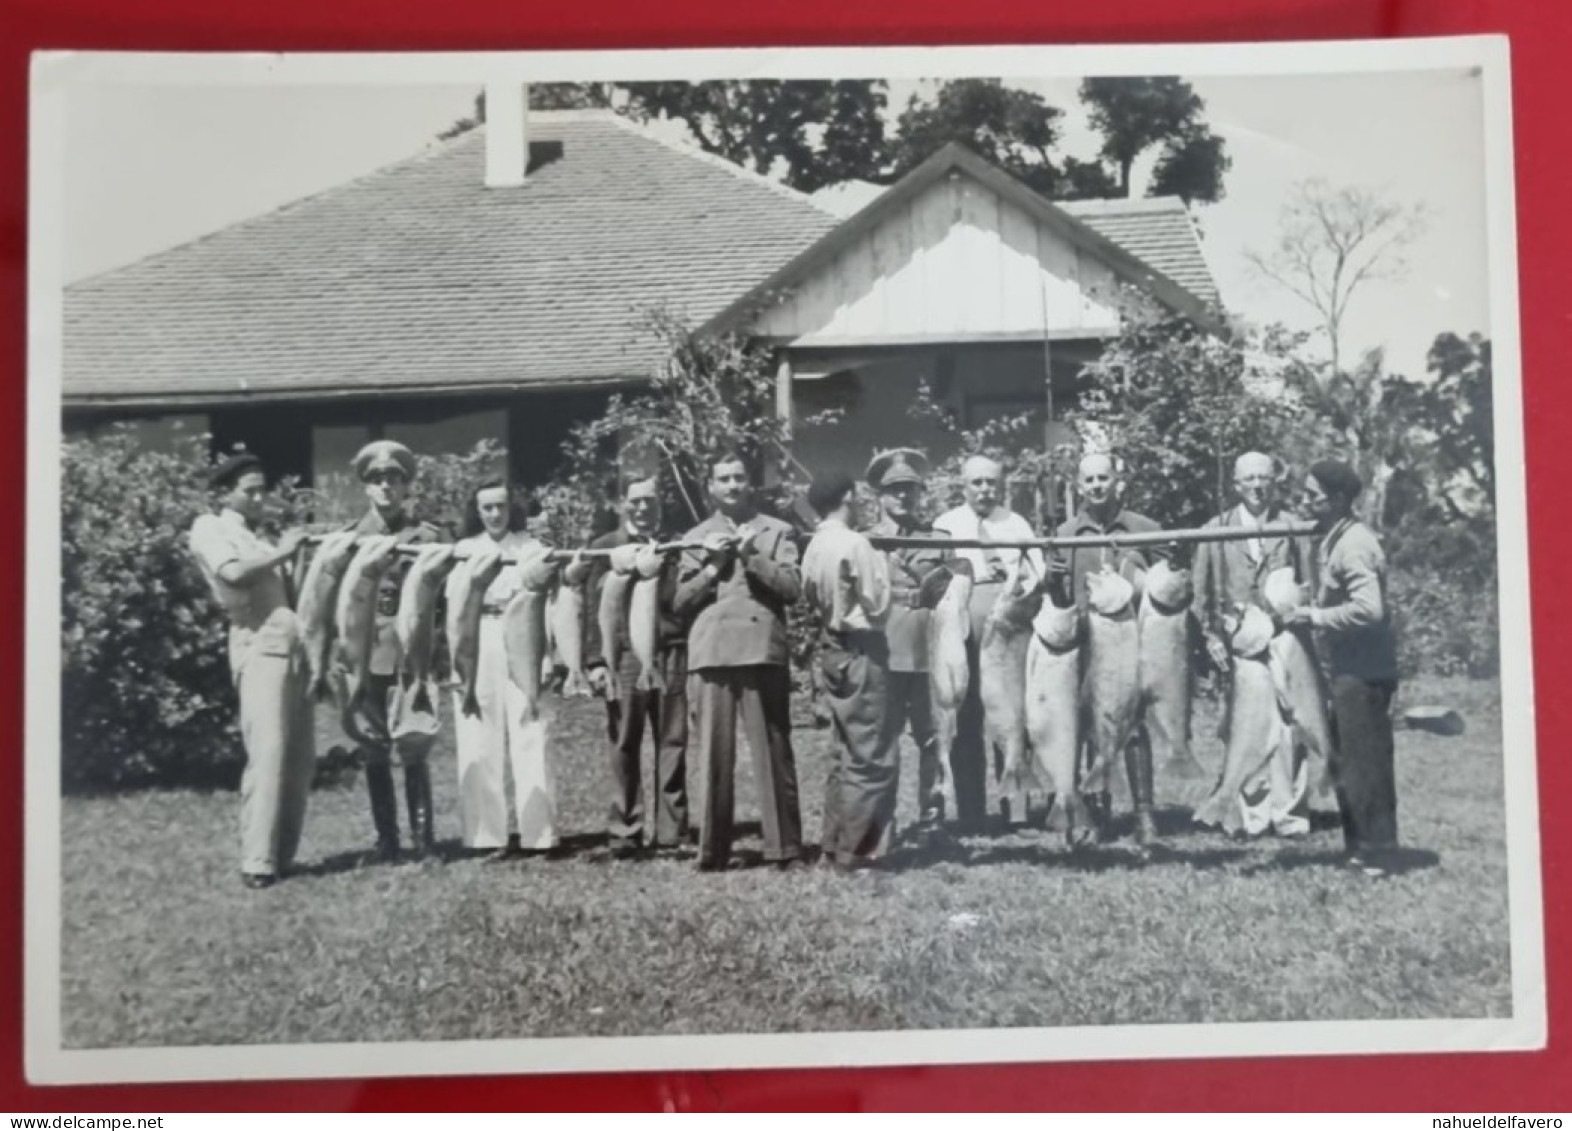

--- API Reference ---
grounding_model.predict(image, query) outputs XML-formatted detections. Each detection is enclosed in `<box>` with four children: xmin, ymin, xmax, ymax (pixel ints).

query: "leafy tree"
<box><xmin>616</xmin><ymin>80</ymin><xmax>888</xmax><ymax>193</ymax></box>
<box><xmin>1245</xmin><ymin>178</ymin><xmax>1426</xmax><ymax>379</ymax></box>
<box><xmin>1080</xmin><ymin>77</ymin><xmax>1231</xmax><ymax>204</ymax></box>
<box><xmin>885</xmin><ymin>79</ymin><xmax>1082</xmax><ymax>197</ymax></box>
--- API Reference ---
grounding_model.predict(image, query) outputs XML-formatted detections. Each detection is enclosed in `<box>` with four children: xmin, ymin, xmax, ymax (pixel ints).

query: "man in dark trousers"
<box><xmin>801</xmin><ymin>471</ymin><xmax>899</xmax><ymax>869</ymax></box>
<box><xmin>339</xmin><ymin>439</ymin><xmax>448</xmax><ymax>862</ymax></box>
<box><xmin>864</xmin><ymin>449</ymin><xmax>953</xmax><ymax>825</ymax></box>
<box><xmin>1050</xmin><ymin>451</ymin><xmax>1163</xmax><ymax>847</ymax></box>
<box><xmin>574</xmin><ymin>476</ymin><xmax>691</xmax><ymax>858</ymax></box>
<box><xmin>673</xmin><ymin>451</ymin><xmax>805</xmax><ymax>872</ymax></box>
<box><xmin>1282</xmin><ymin>459</ymin><xmax>1402</xmax><ymax>879</ymax></box>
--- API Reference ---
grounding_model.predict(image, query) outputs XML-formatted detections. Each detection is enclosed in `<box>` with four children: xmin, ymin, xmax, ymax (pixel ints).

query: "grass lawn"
<box><xmin>59</xmin><ymin>674</ymin><xmax>1513</xmax><ymax>1049</ymax></box>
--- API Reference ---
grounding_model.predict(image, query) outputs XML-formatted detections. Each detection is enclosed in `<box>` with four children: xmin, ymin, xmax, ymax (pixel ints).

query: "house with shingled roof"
<box><xmin>60</xmin><ymin>86</ymin><xmax>1223</xmax><ymax>518</ymax></box>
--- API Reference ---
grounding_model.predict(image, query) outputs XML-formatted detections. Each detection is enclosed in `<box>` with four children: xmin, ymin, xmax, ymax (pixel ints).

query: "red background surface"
<box><xmin>2</xmin><ymin>0</ymin><xmax>1566</xmax><ymax>1112</ymax></box>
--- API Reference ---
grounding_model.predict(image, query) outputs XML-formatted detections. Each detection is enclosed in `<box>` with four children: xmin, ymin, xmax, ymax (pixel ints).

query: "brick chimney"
<box><xmin>483</xmin><ymin>81</ymin><xmax>529</xmax><ymax>189</ymax></box>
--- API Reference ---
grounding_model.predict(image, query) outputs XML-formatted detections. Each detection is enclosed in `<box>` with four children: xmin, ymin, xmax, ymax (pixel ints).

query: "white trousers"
<box><xmin>452</xmin><ymin>617</ymin><xmax>558</xmax><ymax>850</ymax></box>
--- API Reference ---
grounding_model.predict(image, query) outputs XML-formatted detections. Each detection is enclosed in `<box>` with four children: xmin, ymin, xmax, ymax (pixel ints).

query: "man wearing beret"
<box><xmin>865</xmin><ymin>449</ymin><xmax>954</xmax><ymax>826</ymax></box>
<box><xmin>188</xmin><ymin>451</ymin><xmax>314</xmax><ymax>889</ymax></box>
<box><xmin>339</xmin><ymin>439</ymin><xmax>449</xmax><ymax>862</ymax></box>
<box><xmin>1282</xmin><ymin>459</ymin><xmax>1402</xmax><ymax>879</ymax></box>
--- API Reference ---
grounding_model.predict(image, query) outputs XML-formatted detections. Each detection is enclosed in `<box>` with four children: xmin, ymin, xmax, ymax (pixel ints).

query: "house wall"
<box><xmin>755</xmin><ymin>173</ymin><xmax>1154</xmax><ymax>347</ymax></box>
<box><xmin>789</xmin><ymin>340</ymin><xmax>1099</xmax><ymax>485</ymax></box>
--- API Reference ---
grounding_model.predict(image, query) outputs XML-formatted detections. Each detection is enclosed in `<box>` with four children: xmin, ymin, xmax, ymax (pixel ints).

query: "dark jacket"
<box><xmin>674</xmin><ymin>510</ymin><xmax>801</xmax><ymax>671</ymax></box>
<box><xmin>581</xmin><ymin>527</ymin><xmax>687</xmax><ymax>669</ymax></box>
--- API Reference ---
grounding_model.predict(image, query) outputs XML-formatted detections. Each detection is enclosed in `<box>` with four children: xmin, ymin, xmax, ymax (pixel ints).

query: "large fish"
<box><xmin>980</xmin><ymin>559</ymin><xmax>1043</xmax><ymax>821</ymax></box>
<box><xmin>333</xmin><ymin>534</ymin><xmax>401</xmax><ymax>711</ymax></box>
<box><xmin>596</xmin><ymin>544</ymin><xmax>641</xmax><ymax>702</ymax></box>
<box><xmin>445</xmin><ymin>545</ymin><xmax>506</xmax><ymax>719</ymax></box>
<box><xmin>1137</xmin><ymin>559</ymin><xmax>1208</xmax><ymax>782</ymax></box>
<box><xmin>1024</xmin><ymin>596</ymin><xmax>1090</xmax><ymax>843</ymax></box>
<box><xmin>926</xmin><ymin>561</ymin><xmax>974</xmax><ymax>818</ymax></box>
<box><xmin>1263</xmin><ymin>567</ymin><xmax>1338</xmax><ymax>810</ymax></box>
<box><xmin>295</xmin><ymin>530</ymin><xmax>360</xmax><ymax>700</ymax></box>
<box><xmin>395</xmin><ymin>542</ymin><xmax>458</xmax><ymax>716</ymax></box>
<box><xmin>1192</xmin><ymin>605</ymin><xmax>1292</xmax><ymax>834</ymax></box>
<box><xmin>1082</xmin><ymin>569</ymin><xmax>1142</xmax><ymax>802</ymax></box>
<box><xmin>628</xmin><ymin>544</ymin><xmax>666</xmax><ymax>693</ymax></box>
<box><xmin>549</xmin><ymin>579</ymin><xmax>592</xmax><ymax>698</ymax></box>
<box><xmin>504</xmin><ymin>550</ymin><xmax>558</xmax><ymax>724</ymax></box>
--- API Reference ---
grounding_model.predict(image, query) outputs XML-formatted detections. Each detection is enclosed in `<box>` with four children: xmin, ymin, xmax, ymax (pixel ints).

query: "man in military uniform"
<box><xmin>864</xmin><ymin>449</ymin><xmax>953</xmax><ymax>825</ymax></box>
<box><xmin>339</xmin><ymin>439</ymin><xmax>448</xmax><ymax>861</ymax></box>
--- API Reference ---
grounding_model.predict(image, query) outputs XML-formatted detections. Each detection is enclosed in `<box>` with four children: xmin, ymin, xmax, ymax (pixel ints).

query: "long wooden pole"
<box><xmin>301</xmin><ymin>533</ymin><xmax>708</xmax><ymax>566</ymax></box>
<box><xmin>866</xmin><ymin>523</ymin><xmax>1317</xmax><ymax>552</ymax></box>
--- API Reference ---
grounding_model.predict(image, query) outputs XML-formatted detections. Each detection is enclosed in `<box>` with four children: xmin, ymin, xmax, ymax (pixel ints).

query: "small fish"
<box><xmin>628</xmin><ymin>544</ymin><xmax>666</xmax><ymax>693</ymax></box>
<box><xmin>333</xmin><ymin>534</ymin><xmax>401</xmax><ymax>711</ymax></box>
<box><xmin>1082</xmin><ymin>569</ymin><xmax>1141</xmax><ymax>802</ymax></box>
<box><xmin>1137</xmin><ymin>559</ymin><xmax>1208</xmax><ymax>782</ymax></box>
<box><xmin>926</xmin><ymin>560</ymin><xmax>975</xmax><ymax>819</ymax></box>
<box><xmin>445</xmin><ymin>545</ymin><xmax>506</xmax><ymax>719</ymax></box>
<box><xmin>295</xmin><ymin>530</ymin><xmax>360</xmax><ymax>700</ymax></box>
<box><xmin>1024</xmin><ymin>596</ymin><xmax>1090</xmax><ymax>843</ymax></box>
<box><xmin>395</xmin><ymin>543</ymin><xmax>458</xmax><ymax>716</ymax></box>
<box><xmin>504</xmin><ymin>551</ymin><xmax>559</xmax><ymax>723</ymax></box>
<box><xmin>980</xmin><ymin>559</ymin><xmax>1042</xmax><ymax>822</ymax></box>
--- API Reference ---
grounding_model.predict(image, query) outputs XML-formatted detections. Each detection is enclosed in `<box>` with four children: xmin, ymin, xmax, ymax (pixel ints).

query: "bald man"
<box><xmin>1192</xmin><ymin>451</ymin><xmax>1320</xmax><ymax>838</ymax></box>
<box><xmin>1051</xmin><ymin>452</ymin><xmax>1163</xmax><ymax>845</ymax></box>
<box><xmin>931</xmin><ymin>455</ymin><xmax>1044</xmax><ymax>830</ymax></box>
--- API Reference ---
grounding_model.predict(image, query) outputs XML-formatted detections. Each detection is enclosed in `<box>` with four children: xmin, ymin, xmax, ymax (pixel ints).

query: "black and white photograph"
<box><xmin>24</xmin><ymin>38</ymin><xmax>1542</xmax><ymax>1085</ymax></box>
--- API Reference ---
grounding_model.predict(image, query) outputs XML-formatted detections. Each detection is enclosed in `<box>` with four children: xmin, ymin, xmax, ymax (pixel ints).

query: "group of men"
<box><xmin>190</xmin><ymin>432</ymin><xmax>1402</xmax><ymax>889</ymax></box>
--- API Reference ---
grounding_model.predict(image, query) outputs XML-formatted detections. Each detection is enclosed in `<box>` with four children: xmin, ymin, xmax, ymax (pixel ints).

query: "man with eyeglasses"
<box><xmin>1192</xmin><ymin>450</ymin><xmax>1320</xmax><ymax>839</ymax></box>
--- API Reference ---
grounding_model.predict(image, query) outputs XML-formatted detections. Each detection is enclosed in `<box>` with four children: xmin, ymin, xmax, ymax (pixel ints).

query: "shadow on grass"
<box><xmin>1237</xmin><ymin>845</ymin><xmax>1442</xmax><ymax>878</ymax></box>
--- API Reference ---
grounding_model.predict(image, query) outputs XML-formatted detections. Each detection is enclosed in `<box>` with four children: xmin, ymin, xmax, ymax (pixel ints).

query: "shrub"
<box><xmin>60</xmin><ymin>424</ymin><xmax>315</xmax><ymax>790</ymax></box>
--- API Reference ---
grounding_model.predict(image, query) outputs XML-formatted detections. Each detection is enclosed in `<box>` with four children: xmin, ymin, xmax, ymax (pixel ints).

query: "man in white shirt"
<box><xmin>931</xmin><ymin>455</ymin><xmax>1044</xmax><ymax>830</ymax></box>
<box><xmin>801</xmin><ymin>471</ymin><xmax>898</xmax><ymax>868</ymax></box>
<box><xmin>187</xmin><ymin>452</ymin><xmax>313</xmax><ymax>890</ymax></box>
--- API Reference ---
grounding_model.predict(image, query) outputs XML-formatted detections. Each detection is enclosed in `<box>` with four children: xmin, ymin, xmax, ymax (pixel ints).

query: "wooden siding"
<box><xmin>755</xmin><ymin>172</ymin><xmax>1155</xmax><ymax>346</ymax></box>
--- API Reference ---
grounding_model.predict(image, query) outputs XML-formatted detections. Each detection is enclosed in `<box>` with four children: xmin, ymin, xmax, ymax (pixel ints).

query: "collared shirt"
<box><xmin>1053</xmin><ymin>507</ymin><xmax>1162</xmax><ymax>612</ymax></box>
<box><xmin>1191</xmin><ymin>504</ymin><xmax>1309</xmax><ymax>639</ymax></box>
<box><xmin>1310</xmin><ymin>517</ymin><xmax>1399</xmax><ymax>682</ymax></box>
<box><xmin>931</xmin><ymin>505</ymin><xmax>1046</xmax><ymax>585</ymax></box>
<box><xmin>801</xmin><ymin>517</ymin><xmax>891</xmax><ymax>633</ymax></box>
<box><xmin>188</xmin><ymin>508</ymin><xmax>293</xmax><ymax>676</ymax></box>
<box><xmin>450</xmin><ymin>530</ymin><xmax>547</xmax><ymax>616</ymax></box>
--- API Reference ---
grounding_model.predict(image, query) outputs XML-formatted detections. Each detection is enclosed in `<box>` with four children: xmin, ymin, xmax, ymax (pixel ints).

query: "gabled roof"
<box><xmin>1058</xmin><ymin>195</ymin><xmax>1220</xmax><ymax>308</ymax></box>
<box><xmin>62</xmin><ymin>111</ymin><xmax>840</xmax><ymax>407</ymax></box>
<box><xmin>707</xmin><ymin>143</ymin><xmax>1224</xmax><ymax>337</ymax></box>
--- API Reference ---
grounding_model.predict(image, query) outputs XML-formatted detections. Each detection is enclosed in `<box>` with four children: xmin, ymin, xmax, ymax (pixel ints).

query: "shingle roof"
<box><xmin>1057</xmin><ymin>196</ymin><xmax>1220</xmax><ymax>308</ymax></box>
<box><xmin>62</xmin><ymin>112</ymin><xmax>840</xmax><ymax>406</ymax></box>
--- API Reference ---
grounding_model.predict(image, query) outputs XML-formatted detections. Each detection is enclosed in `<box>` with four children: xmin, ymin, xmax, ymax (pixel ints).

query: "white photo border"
<box><xmin>24</xmin><ymin>34</ymin><xmax>1543</xmax><ymax>1087</ymax></box>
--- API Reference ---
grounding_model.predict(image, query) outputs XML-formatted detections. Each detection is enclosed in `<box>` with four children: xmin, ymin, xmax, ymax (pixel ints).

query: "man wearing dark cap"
<box><xmin>865</xmin><ymin>448</ymin><xmax>953</xmax><ymax>825</ymax></box>
<box><xmin>801</xmin><ymin>471</ymin><xmax>898</xmax><ymax>868</ymax></box>
<box><xmin>339</xmin><ymin>439</ymin><xmax>449</xmax><ymax>861</ymax></box>
<box><xmin>188</xmin><ymin>451</ymin><xmax>314</xmax><ymax>889</ymax></box>
<box><xmin>1282</xmin><ymin>459</ymin><xmax>1401</xmax><ymax>878</ymax></box>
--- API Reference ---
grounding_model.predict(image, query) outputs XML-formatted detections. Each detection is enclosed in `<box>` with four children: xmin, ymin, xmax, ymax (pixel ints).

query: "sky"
<box><xmin>61</xmin><ymin>69</ymin><xmax>1491</xmax><ymax>383</ymax></box>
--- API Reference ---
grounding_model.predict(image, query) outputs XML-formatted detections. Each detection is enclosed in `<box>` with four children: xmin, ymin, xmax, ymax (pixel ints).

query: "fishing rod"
<box><xmin>866</xmin><ymin>523</ymin><xmax>1318</xmax><ymax>552</ymax></box>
